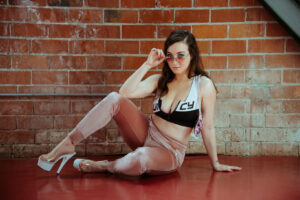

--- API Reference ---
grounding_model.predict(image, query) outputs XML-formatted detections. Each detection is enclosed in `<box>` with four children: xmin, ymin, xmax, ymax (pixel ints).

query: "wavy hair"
<box><xmin>157</xmin><ymin>29</ymin><xmax>218</xmax><ymax>96</ymax></box>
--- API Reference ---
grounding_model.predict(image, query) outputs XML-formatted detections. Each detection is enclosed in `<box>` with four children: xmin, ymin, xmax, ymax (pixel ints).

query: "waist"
<box><xmin>149</xmin><ymin>115</ymin><xmax>189</xmax><ymax>149</ymax></box>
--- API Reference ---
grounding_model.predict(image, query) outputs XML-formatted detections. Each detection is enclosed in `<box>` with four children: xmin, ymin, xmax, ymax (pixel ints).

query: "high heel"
<box><xmin>38</xmin><ymin>152</ymin><xmax>76</xmax><ymax>174</ymax></box>
<box><xmin>73</xmin><ymin>159</ymin><xmax>108</xmax><ymax>172</ymax></box>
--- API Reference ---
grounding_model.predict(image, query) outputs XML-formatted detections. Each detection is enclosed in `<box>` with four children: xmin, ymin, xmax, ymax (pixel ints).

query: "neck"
<box><xmin>174</xmin><ymin>73</ymin><xmax>190</xmax><ymax>82</ymax></box>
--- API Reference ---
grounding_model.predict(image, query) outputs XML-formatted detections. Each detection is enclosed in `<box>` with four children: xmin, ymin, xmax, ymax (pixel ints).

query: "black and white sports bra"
<box><xmin>153</xmin><ymin>76</ymin><xmax>201</xmax><ymax>128</ymax></box>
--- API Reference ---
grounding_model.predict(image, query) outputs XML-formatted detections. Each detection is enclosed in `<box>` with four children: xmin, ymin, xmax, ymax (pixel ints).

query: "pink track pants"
<box><xmin>68</xmin><ymin>92</ymin><xmax>187</xmax><ymax>176</ymax></box>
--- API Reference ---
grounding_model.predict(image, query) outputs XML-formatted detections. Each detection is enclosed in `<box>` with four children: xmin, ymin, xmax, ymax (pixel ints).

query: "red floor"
<box><xmin>0</xmin><ymin>155</ymin><xmax>299</xmax><ymax>200</ymax></box>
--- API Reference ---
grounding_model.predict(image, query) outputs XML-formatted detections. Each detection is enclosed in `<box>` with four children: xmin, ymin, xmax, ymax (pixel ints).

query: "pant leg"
<box><xmin>106</xmin><ymin>146</ymin><xmax>178</xmax><ymax>176</ymax></box>
<box><xmin>68</xmin><ymin>92</ymin><xmax>148</xmax><ymax>150</ymax></box>
<box><xmin>106</xmin><ymin>117</ymin><xmax>187</xmax><ymax>176</ymax></box>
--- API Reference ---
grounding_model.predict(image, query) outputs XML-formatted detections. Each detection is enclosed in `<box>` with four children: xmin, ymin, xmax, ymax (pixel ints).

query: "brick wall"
<box><xmin>0</xmin><ymin>0</ymin><xmax>299</xmax><ymax>158</ymax></box>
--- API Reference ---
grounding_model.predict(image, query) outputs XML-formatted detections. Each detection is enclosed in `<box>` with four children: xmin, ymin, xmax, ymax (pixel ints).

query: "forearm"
<box><xmin>201</xmin><ymin>128</ymin><xmax>219</xmax><ymax>169</ymax></box>
<box><xmin>119</xmin><ymin>62</ymin><xmax>151</xmax><ymax>96</ymax></box>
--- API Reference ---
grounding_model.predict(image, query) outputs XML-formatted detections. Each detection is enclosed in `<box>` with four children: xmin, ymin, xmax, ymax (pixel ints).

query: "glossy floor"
<box><xmin>0</xmin><ymin>155</ymin><xmax>299</xmax><ymax>200</ymax></box>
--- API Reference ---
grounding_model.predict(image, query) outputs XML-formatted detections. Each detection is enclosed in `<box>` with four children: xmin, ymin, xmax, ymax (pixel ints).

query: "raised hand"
<box><xmin>145</xmin><ymin>48</ymin><xmax>165</xmax><ymax>68</ymax></box>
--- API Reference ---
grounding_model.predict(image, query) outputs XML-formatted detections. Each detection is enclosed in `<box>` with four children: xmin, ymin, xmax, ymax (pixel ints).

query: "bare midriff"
<box><xmin>151</xmin><ymin>114</ymin><xmax>193</xmax><ymax>146</ymax></box>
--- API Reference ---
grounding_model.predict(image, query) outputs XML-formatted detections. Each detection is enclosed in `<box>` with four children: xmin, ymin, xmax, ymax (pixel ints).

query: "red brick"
<box><xmin>69</xmin><ymin>40</ymin><xmax>104</xmax><ymax>54</ymax></box>
<box><xmin>105</xmin><ymin>71</ymin><xmax>132</xmax><ymax>84</ymax></box>
<box><xmin>246</xmin><ymin>70</ymin><xmax>281</xmax><ymax>84</ymax></box>
<box><xmin>0</xmin><ymin>39</ymin><xmax>8</xmax><ymax>52</ymax></box>
<box><xmin>67</xmin><ymin>9</ymin><xmax>103</xmax><ymax>23</ymax></box>
<box><xmin>194</xmin><ymin>0</ymin><xmax>228</xmax><ymax>7</ymax></box>
<box><xmin>48</xmin><ymin>56</ymin><xmax>85</xmax><ymax>70</ymax></box>
<box><xmin>230</xmin><ymin>0</ymin><xmax>260</xmax><ymax>6</ymax></box>
<box><xmin>86</xmin><ymin>25</ymin><xmax>120</xmax><ymax>38</ymax></box>
<box><xmin>122</xmin><ymin>25</ymin><xmax>156</xmax><ymax>38</ymax></box>
<box><xmin>197</xmin><ymin>41</ymin><xmax>210</xmax><ymax>54</ymax></box>
<box><xmin>286</xmin><ymin>39</ymin><xmax>300</xmax><ymax>52</ymax></box>
<box><xmin>212</xmin><ymin>40</ymin><xmax>246</xmax><ymax>53</ymax></box>
<box><xmin>140</xmin><ymin>41</ymin><xmax>164</xmax><ymax>54</ymax></box>
<box><xmin>175</xmin><ymin>9</ymin><xmax>209</xmax><ymax>23</ymax></box>
<box><xmin>0</xmin><ymin>7</ymin><xmax>28</xmax><ymax>21</ymax></box>
<box><xmin>249</xmin><ymin>39</ymin><xmax>284</xmax><ymax>53</ymax></box>
<box><xmin>34</xmin><ymin>101</ymin><xmax>69</xmax><ymax>114</ymax></box>
<box><xmin>85</xmin><ymin>0</ymin><xmax>119</xmax><ymax>8</ymax></box>
<box><xmin>48</xmin><ymin>0</ymin><xmax>83</xmax><ymax>6</ymax></box>
<box><xmin>193</xmin><ymin>25</ymin><xmax>227</xmax><ymax>38</ymax></box>
<box><xmin>0</xmin><ymin>0</ymin><xmax>6</xmax><ymax>4</ymax></box>
<box><xmin>9</xmin><ymin>0</ymin><xmax>47</xmax><ymax>6</ymax></box>
<box><xmin>11</xmin><ymin>23</ymin><xmax>47</xmax><ymax>37</ymax></box>
<box><xmin>55</xmin><ymin>86</ymin><xmax>91</xmax><ymax>94</ymax></box>
<box><xmin>202</xmin><ymin>56</ymin><xmax>227</xmax><ymax>69</ymax></box>
<box><xmin>32</xmin><ymin>40</ymin><xmax>68</xmax><ymax>53</ymax></box>
<box><xmin>0</xmin><ymin>55</ymin><xmax>10</xmax><ymax>68</ymax></box>
<box><xmin>157</xmin><ymin>0</ymin><xmax>191</xmax><ymax>7</ymax></box>
<box><xmin>212</xmin><ymin>9</ymin><xmax>245</xmax><ymax>22</ymax></box>
<box><xmin>54</xmin><ymin>115</ymin><xmax>83</xmax><ymax>129</ymax></box>
<box><xmin>123</xmin><ymin>56</ymin><xmax>147</xmax><ymax>70</ymax></box>
<box><xmin>210</xmin><ymin>70</ymin><xmax>244</xmax><ymax>83</ymax></box>
<box><xmin>0</xmin><ymin>39</ymin><xmax>29</xmax><ymax>53</ymax></box>
<box><xmin>269</xmin><ymin>86</ymin><xmax>300</xmax><ymax>99</ymax></box>
<box><xmin>0</xmin><ymin>86</ymin><xmax>17</xmax><ymax>93</ymax></box>
<box><xmin>0</xmin><ymin>116</ymin><xmax>16</xmax><ymax>130</ymax></box>
<box><xmin>18</xmin><ymin>116</ymin><xmax>53</xmax><ymax>129</ymax></box>
<box><xmin>106</xmin><ymin>41</ymin><xmax>139</xmax><ymax>54</ymax></box>
<box><xmin>71</xmin><ymin>100</ymin><xmax>98</xmax><ymax>114</ymax></box>
<box><xmin>32</xmin><ymin>71</ymin><xmax>68</xmax><ymax>85</ymax></box>
<box><xmin>0</xmin><ymin>71</ymin><xmax>30</xmax><ymax>84</ymax></box>
<box><xmin>29</xmin><ymin>8</ymin><xmax>66</xmax><ymax>22</ymax></box>
<box><xmin>12</xmin><ymin>55</ymin><xmax>48</xmax><ymax>69</ymax></box>
<box><xmin>49</xmin><ymin>24</ymin><xmax>84</xmax><ymax>38</ymax></box>
<box><xmin>92</xmin><ymin>86</ymin><xmax>120</xmax><ymax>94</ymax></box>
<box><xmin>266</xmin><ymin>23</ymin><xmax>289</xmax><ymax>37</ymax></box>
<box><xmin>87</xmin><ymin>129</ymin><xmax>107</xmax><ymax>143</ymax></box>
<box><xmin>104</xmin><ymin>10</ymin><xmax>138</xmax><ymax>23</ymax></box>
<box><xmin>0</xmin><ymin>101</ymin><xmax>33</xmax><ymax>114</ymax></box>
<box><xmin>282</xmin><ymin>100</ymin><xmax>300</xmax><ymax>113</ymax></box>
<box><xmin>19</xmin><ymin>86</ymin><xmax>55</xmax><ymax>94</ymax></box>
<box><xmin>266</xmin><ymin>55</ymin><xmax>300</xmax><ymax>68</ymax></box>
<box><xmin>230</xmin><ymin>24</ymin><xmax>265</xmax><ymax>38</ymax></box>
<box><xmin>157</xmin><ymin>25</ymin><xmax>191</xmax><ymax>38</ymax></box>
<box><xmin>140</xmin><ymin>10</ymin><xmax>174</xmax><ymax>23</ymax></box>
<box><xmin>229</xmin><ymin>55</ymin><xmax>264</xmax><ymax>69</ymax></box>
<box><xmin>0</xmin><ymin>130</ymin><xmax>35</xmax><ymax>144</ymax></box>
<box><xmin>70</xmin><ymin>71</ymin><xmax>105</xmax><ymax>84</ymax></box>
<box><xmin>246</xmin><ymin>8</ymin><xmax>275</xmax><ymax>22</ymax></box>
<box><xmin>283</xmin><ymin>70</ymin><xmax>300</xmax><ymax>83</ymax></box>
<box><xmin>87</xmin><ymin>56</ymin><xmax>121</xmax><ymax>70</ymax></box>
<box><xmin>121</xmin><ymin>0</ymin><xmax>155</xmax><ymax>8</ymax></box>
<box><xmin>0</xmin><ymin>23</ymin><xmax>9</xmax><ymax>36</ymax></box>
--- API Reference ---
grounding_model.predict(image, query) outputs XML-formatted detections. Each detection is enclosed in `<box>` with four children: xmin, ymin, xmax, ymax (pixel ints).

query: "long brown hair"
<box><xmin>157</xmin><ymin>29</ymin><xmax>218</xmax><ymax>96</ymax></box>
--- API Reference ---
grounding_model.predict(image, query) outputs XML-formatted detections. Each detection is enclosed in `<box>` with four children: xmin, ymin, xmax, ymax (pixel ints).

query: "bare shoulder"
<box><xmin>197</xmin><ymin>75</ymin><xmax>216</xmax><ymax>99</ymax></box>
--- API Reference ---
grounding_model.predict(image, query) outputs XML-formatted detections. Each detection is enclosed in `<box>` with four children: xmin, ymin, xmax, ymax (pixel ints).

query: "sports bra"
<box><xmin>153</xmin><ymin>76</ymin><xmax>201</xmax><ymax>128</ymax></box>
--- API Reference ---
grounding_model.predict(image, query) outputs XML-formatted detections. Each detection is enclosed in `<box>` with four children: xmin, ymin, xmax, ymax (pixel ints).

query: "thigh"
<box><xmin>113</xmin><ymin>96</ymin><xmax>149</xmax><ymax>151</ymax></box>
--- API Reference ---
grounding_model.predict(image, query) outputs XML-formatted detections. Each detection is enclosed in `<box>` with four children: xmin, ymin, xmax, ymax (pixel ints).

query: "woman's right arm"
<box><xmin>119</xmin><ymin>48</ymin><xmax>165</xmax><ymax>99</ymax></box>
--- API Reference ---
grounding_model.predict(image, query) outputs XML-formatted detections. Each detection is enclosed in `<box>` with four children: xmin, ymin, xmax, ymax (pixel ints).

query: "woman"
<box><xmin>38</xmin><ymin>30</ymin><xmax>242</xmax><ymax>176</ymax></box>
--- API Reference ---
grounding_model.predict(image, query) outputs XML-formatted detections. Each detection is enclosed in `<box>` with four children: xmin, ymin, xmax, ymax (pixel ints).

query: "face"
<box><xmin>165</xmin><ymin>42</ymin><xmax>191</xmax><ymax>76</ymax></box>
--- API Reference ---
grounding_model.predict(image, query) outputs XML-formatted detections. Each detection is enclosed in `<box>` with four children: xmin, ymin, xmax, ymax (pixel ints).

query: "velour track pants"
<box><xmin>68</xmin><ymin>92</ymin><xmax>187</xmax><ymax>176</ymax></box>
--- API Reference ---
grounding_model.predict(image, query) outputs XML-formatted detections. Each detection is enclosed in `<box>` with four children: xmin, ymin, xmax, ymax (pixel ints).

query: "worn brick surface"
<box><xmin>0</xmin><ymin>0</ymin><xmax>299</xmax><ymax>158</ymax></box>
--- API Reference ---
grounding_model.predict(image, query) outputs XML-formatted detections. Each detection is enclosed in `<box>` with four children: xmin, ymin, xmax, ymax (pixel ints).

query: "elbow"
<box><xmin>119</xmin><ymin>88</ymin><xmax>130</xmax><ymax>98</ymax></box>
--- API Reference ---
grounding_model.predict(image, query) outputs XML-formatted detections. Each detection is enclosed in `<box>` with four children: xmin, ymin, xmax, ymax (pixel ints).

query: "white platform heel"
<box><xmin>38</xmin><ymin>152</ymin><xmax>76</xmax><ymax>174</ymax></box>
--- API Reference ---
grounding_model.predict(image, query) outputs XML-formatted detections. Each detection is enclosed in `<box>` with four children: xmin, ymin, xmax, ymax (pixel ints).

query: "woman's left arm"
<box><xmin>200</xmin><ymin>78</ymin><xmax>242</xmax><ymax>172</ymax></box>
